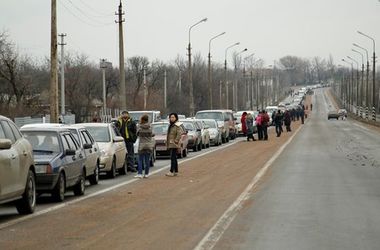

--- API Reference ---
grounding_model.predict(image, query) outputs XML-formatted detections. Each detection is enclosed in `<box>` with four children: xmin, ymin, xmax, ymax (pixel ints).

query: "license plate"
<box><xmin>156</xmin><ymin>146</ymin><xmax>167</xmax><ymax>151</ymax></box>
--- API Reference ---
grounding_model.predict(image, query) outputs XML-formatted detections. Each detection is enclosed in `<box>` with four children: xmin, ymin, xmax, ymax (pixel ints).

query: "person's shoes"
<box><xmin>134</xmin><ymin>174</ymin><xmax>143</xmax><ymax>179</ymax></box>
<box><xmin>143</xmin><ymin>174</ymin><xmax>149</xmax><ymax>178</ymax></box>
<box><xmin>174</xmin><ymin>172</ymin><xmax>178</xmax><ymax>176</ymax></box>
<box><xmin>166</xmin><ymin>172</ymin><xmax>175</xmax><ymax>177</ymax></box>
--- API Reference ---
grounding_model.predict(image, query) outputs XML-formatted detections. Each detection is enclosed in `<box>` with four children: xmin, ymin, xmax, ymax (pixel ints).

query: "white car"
<box><xmin>81</xmin><ymin>123</ymin><xmax>127</xmax><ymax>178</ymax></box>
<box><xmin>201</xmin><ymin>119</ymin><xmax>222</xmax><ymax>146</ymax></box>
<box><xmin>69</xmin><ymin>125</ymin><xmax>101</xmax><ymax>185</ymax></box>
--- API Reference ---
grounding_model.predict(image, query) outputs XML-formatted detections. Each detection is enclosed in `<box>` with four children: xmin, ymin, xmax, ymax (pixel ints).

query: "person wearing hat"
<box><xmin>117</xmin><ymin>111</ymin><xmax>137</xmax><ymax>172</ymax></box>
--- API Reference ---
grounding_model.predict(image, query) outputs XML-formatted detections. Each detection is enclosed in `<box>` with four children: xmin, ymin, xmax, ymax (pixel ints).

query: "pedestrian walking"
<box><xmin>274</xmin><ymin>110</ymin><xmax>283</xmax><ymax>137</ymax></box>
<box><xmin>291</xmin><ymin>108</ymin><xmax>296</xmax><ymax>121</ymax></box>
<box><xmin>310</xmin><ymin>103</ymin><xmax>313</xmax><ymax>111</ymax></box>
<box><xmin>300</xmin><ymin>108</ymin><xmax>305</xmax><ymax>124</ymax></box>
<box><xmin>241</xmin><ymin>112</ymin><xmax>247</xmax><ymax>136</ymax></box>
<box><xmin>135</xmin><ymin>114</ymin><xmax>155</xmax><ymax>179</ymax></box>
<box><xmin>256</xmin><ymin>111</ymin><xmax>263</xmax><ymax>140</ymax></box>
<box><xmin>246</xmin><ymin>113</ymin><xmax>256</xmax><ymax>141</ymax></box>
<box><xmin>262</xmin><ymin>110</ymin><xmax>270</xmax><ymax>140</ymax></box>
<box><xmin>296</xmin><ymin>108</ymin><xmax>300</xmax><ymax>121</ymax></box>
<box><xmin>284</xmin><ymin>110</ymin><xmax>292</xmax><ymax>132</ymax></box>
<box><xmin>117</xmin><ymin>111</ymin><xmax>137</xmax><ymax>172</ymax></box>
<box><xmin>166</xmin><ymin>113</ymin><xmax>182</xmax><ymax>177</ymax></box>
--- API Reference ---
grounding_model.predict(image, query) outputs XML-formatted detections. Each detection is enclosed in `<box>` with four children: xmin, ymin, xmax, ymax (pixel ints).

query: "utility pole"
<box><xmin>219</xmin><ymin>80</ymin><xmax>222</xmax><ymax>108</ymax></box>
<box><xmin>50</xmin><ymin>0</ymin><xmax>58</xmax><ymax>123</ymax></box>
<box><xmin>115</xmin><ymin>0</ymin><xmax>126</xmax><ymax>110</ymax></box>
<box><xmin>58</xmin><ymin>33</ymin><xmax>66</xmax><ymax>117</ymax></box>
<box><xmin>143</xmin><ymin>68</ymin><xmax>147</xmax><ymax>110</ymax></box>
<box><xmin>164</xmin><ymin>69</ymin><xmax>167</xmax><ymax>109</ymax></box>
<box><xmin>100</xmin><ymin>59</ymin><xmax>112</xmax><ymax>114</ymax></box>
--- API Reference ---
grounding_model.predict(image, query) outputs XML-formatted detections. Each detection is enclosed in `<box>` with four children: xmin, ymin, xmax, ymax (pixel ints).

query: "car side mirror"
<box><xmin>83</xmin><ymin>143</ymin><xmax>92</xmax><ymax>149</ymax></box>
<box><xmin>113</xmin><ymin>136</ymin><xmax>124</xmax><ymax>143</ymax></box>
<box><xmin>197</xmin><ymin>129</ymin><xmax>202</xmax><ymax>132</ymax></box>
<box><xmin>234</xmin><ymin>117</ymin><xmax>237</xmax><ymax>121</ymax></box>
<box><xmin>0</xmin><ymin>139</ymin><xmax>12</xmax><ymax>150</ymax></box>
<box><xmin>65</xmin><ymin>149</ymin><xmax>76</xmax><ymax>156</ymax></box>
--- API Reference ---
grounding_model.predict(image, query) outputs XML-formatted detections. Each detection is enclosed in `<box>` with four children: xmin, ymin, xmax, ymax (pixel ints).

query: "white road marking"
<box><xmin>0</xmin><ymin>139</ymin><xmax>242</xmax><ymax>231</ymax></box>
<box><xmin>194</xmin><ymin>124</ymin><xmax>304</xmax><ymax>250</ymax></box>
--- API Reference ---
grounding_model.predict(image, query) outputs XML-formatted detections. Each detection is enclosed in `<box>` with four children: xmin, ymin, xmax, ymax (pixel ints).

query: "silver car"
<box><xmin>0</xmin><ymin>116</ymin><xmax>36</xmax><ymax>214</ymax></box>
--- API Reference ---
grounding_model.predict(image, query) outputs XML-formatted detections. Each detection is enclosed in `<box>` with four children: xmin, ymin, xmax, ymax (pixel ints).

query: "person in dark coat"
<box><xmin>284</xmin><ymin>110</ymin><xmax>292</xmax><ymax>132</ymax></box>
<box><xmin>117</xmin><ymin>111</ymin><xmax>137</xmax><ymax>172</ymax></box>
<box><xmin>300</xmin><ymin>108</ymin><xmax>305</xmax><ymax>124</ymax></box>
<box><xmin>291</xmin><ymin>108</ymin><xmax>296</xmax><ymax>121</ymax></box>
<box><xmin>296</xmin><ymin>108</ymin><xmax>300</xmax><ymax>121</ymax></box>
<box><xmin>241</xmin><ymin>112</ymin><xmax>248</xmax><ymax>136</ymax></box>
<box><xmin>274</xmin><ymin>110</ymin><xmax>283</xmax><ymax>137</ymax></box>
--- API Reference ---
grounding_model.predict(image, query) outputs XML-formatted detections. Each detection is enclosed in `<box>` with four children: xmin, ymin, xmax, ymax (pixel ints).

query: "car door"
<box><xmin>61</xmin><ymin>133</ymin><xmax>82</xmax><ymax>187</ymax></box>
<box><xmin>111</xmin><ymin>125</ymin><xmax>125</xmax><ymax>168</ymax></box>
<box><xmin>0</xmin><ymin>120</ymin><xmax>21</xmax><ymax>198</ymax></box>
<box><xmin>80</xmin><ymin>129</ymin><xmax>97</xmax><ymax>171</ymax></box>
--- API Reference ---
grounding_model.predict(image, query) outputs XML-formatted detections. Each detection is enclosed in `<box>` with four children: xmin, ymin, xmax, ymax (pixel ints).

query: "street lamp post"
<box><xmin>347</xmin><ymin>56</ymin><xmax>360</xmax><ymax>113</ymax></box>
<box><xmin>244</xmin><ymin>53</ymin><xmax>255</xmax><ymax>110</ymax></box>
<box><xmin>224</xmin><ymin>42</ymin><xmax>240</xmax><ymax>109</ymax></box>
<box><xmin>208</xmin><ymin>32</ymin><xmax>226</xmax><ymax>109</ymax></box>
<box><xmin>234</xmin><ymin>48</ymin><xmax>247</xmax><ymax>111</ymax></box>
<box><xmin>100</xmin><ymin>59</ymin><xmax>112</xmax><ymax>120</ymax></box>
<box><xmin>352</xmin><ymin>49</ymin><xmax>365</xmax><ymax>109</ymax></box>
<box><xmin>188</xmin><ymin>18</ymin><xmax>207</xmax><ymax>116</ymax></box>
<box><xmin>342</xmin><ymin>59</ymin><xmax>354</xmax><ymax>111</ymax></box>
<box><xmin>353</xmin><ymin>43</ymin><xmax>370</xmax><ymax>108</ymax></box>
<box><xmin>358</xmin><ymin>31</ymin><xmax>376</xmax><ymax>113</ymax></box>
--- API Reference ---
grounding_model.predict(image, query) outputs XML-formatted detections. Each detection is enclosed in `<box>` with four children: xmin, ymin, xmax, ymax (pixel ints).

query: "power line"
<box><xmin>66</xmin><ymin>0</ymin><xmax>114</xmax><ymax>25</ymax></box>
<box><xmin>77</xmin><ymin>0</ymin><xmax>114</xmax><ymax>18</ymax></box>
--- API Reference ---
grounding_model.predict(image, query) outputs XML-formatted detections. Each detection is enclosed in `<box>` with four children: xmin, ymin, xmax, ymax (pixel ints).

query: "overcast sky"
<box><xmin>1</xmin><ymin>0</ymin><xmax>380</xmax><ymax>67</ymax></box>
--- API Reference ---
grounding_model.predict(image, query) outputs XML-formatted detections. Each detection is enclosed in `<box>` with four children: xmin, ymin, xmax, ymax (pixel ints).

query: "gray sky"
<box><xmin>1</xmin><ymin>0</ymin><xmax>380</xmax><ymax>67</ymax></box>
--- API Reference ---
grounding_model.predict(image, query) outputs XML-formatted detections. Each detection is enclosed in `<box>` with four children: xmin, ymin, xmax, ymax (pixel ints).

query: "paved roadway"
<box><xmin>214</xmin><ymin>88</ymin><xmax>380</xmax><ymax>250</ymax></box>
<box><xmin>0</xmin><ymin>139</ymin><xmax>239</xmax><ymax>225</ymax></box>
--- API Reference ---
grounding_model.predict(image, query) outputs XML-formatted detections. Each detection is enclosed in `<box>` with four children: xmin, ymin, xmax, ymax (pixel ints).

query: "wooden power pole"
<box><xmin>50</xmin><ymin>0</ymin><xmax>58</xmax><ymax>123</ymax></box>
<box><xmin>115</xmin><ymin>0</ymin><xmax>126</xmax><ymax>111</ymax></box>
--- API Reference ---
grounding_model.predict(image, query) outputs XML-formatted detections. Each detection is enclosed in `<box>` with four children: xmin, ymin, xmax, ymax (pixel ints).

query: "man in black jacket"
<box><xmin>117</xmin><ymin>111</ymin><xmax>137</xmax><ymax>172</ymax></box>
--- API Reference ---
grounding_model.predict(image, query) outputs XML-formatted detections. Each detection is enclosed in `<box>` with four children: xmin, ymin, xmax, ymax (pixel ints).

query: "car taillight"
<box><xmin>46</xmin><ymin>164</ymin><xmax>53</xmax><ymax>174</ymax></box>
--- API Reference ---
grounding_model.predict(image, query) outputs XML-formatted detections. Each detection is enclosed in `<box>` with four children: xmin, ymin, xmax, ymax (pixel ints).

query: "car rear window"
<box><xmin>196</xmin><ymin>112</ymin><xmax>223</xmax><ymax>121</ymax></box>
<box><xmin>23</xmin><ymin>131</ymin><xmax>60</xmax><ymax>154</ymax></box>
<box><xmin>85</xmin><ymin>126</ymin><xmax>110</xmax><ymax>143</ymax></box>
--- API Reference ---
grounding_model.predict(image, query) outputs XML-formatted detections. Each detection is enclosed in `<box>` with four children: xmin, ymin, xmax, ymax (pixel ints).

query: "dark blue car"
<box><xmin>20</xmin><ymin>126</ymin><xmax>86</xmax><ymax>202</ymax></box>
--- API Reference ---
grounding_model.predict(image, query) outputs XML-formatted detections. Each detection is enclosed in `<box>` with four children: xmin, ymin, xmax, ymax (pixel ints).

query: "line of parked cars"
<box><xmin>0</xmin><ymin>109</ymin><xmax>242</xmax><ymax>215</ymax></box>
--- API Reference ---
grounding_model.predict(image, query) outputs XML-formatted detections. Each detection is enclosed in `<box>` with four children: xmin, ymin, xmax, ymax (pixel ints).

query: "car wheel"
<box><xmin>119</xmin><ymin>155</ymin><xmax>127</xmax><ymax>175</ymax></box>
<box><xmin>183</xmin><ymin>148</ymin><xmax>188</xmax><ymax>157</ymax></box>
<box><xmin>52</xmin><ymin>172</ymin><xmax>65</xmax><ymax>202</ymax></box>
<box><xmin>193</xmin><ymin>144</ymin><xmax>198</xmax><ymax>152</ymax></box>
<box><xmin>198</xmin><ymin>141</ymin><xmax>202</xmax><ymax>151</ymax></box>
<box><xmin>89</xmin><ymin>161</ymin><xmax>99</xmax><ymax>185</ymax></box>
<box><xmin>16</xmin><ymin>170</ymin><xmax>36</xmax><ymax>214</ymax></box>
<box><xmin>107</xmin><ymin>158</ymin><xmax>117</xmax><ymax>179</ymax></box>
<box><xmin>73</xmin><ymin>169</ymin><xmax>86</xmax><ymax>196</ymax></box>
<box><xmin>226</xmin><ymin>136</ymin><xmax>230</xmax><ymax>143</ymax></box>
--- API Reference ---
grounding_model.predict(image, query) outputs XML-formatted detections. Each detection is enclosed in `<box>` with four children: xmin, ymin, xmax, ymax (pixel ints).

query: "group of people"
<box><xmin>116</xmin><ymin>111</ymin><xmax>181</xmax><ymax>178</ymax></box>
<box><xmin>241</xmin><ymin>110</ymin><xmax>271</xmax><ymax>141</ymax></box>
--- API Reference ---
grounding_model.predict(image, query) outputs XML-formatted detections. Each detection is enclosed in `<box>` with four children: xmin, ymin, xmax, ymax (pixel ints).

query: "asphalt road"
<box><xmin>214</xmin><ymin>89</ymin><xmax>380</xmax><ymax>250</ymax></box>
<box><xmin>0</xmin><ymin>138</ymin><xmax>240</xmax><ymax>225</ymax></box>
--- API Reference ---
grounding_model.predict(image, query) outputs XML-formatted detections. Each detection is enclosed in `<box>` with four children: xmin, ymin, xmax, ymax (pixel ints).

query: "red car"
<box><xmin>152</xmin><ymin>121</ymin><xmax>189</xmax><ymax>158</ymax></box>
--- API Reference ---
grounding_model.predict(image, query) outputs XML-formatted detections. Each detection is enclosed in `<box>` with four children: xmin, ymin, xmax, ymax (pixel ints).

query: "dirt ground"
<box><xmin>0</xmin><ymin>102</ymin><xmax>312</xmax><ymax>250</ymax></box>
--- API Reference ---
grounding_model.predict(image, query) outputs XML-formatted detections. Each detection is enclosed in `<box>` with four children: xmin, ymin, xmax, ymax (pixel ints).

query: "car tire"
<box><xmin>198</xmin><ymin>142</ymin><xmax>202</xmax><ymax>151</ymax></box>
<box><xmin>226</xmin><ymin>136</ymin><xmax>230</xmax><ymax>143</ymax></box>
<box><xmin>118</xmin><ymin>156</ymin><xmax>127</xmax><ymax>175</ymax></box>
<box><xmin>193</xmin><ymin>144</ymin><xmax>198</xmax><ymax>152</ymax></box>
<box><xmin>73</xmin><ymin>169</ymin><xmax>86</xmax><ymax>196</ymax></box>
<box><xmin>52</xmin><ymin>172</ymin><xmax>65</xmax><ymax>202</ymax></box>
<box><xmin>107</xmin><ymin>158</ymin><xmax>117</xmax><ymax>179</ymax></box>
<box><xmin>15</xmin><ymin>170</ymin><xmax>36</xmax><ymax>214</ymax></box>
<box><xmin>183</xmin><ymin>148</ymin><xmax>188</xmax><ymax>158</ymax></box>
<box><xmin>89</xmin><ymin>162</ymin><xmax>99</xmax><ymax>185</ymax></box>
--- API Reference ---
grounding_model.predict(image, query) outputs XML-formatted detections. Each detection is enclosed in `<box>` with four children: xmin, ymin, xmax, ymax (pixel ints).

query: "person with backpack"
<box><xmin>256</xmin><ymin>111</ymin><xmax>263</xmax><ymax>140</ymax></box>
<box><xmin>135</xmin><ymin>114</ymin><xmax>155</xmax><ymax>179</ymax></box>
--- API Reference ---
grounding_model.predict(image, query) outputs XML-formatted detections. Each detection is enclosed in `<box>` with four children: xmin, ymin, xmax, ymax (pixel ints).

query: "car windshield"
<box><xmin>129</xmin><ymin>112</ymin><xmax>153</xmax><ymax>123</ymax></box>
<box><xmin>203</xmin><ymin>120</ymin><xmax>217</xmax><ymax>128</ymax></box>
<box><xmin>182</xmin><ymin>122</ymin><xmax>195</xmax><ymax>131</ymax></box>
<box><xmin>196</xmin><ymin>112</ymin><xmax>223</xmax><ymax>121</ymax></box>
<box><xmin>23</xmin><ymin>131</ymin><xmax>60</xmax><ymax>154</ymax></box>
<box><xmin>85</xmin><ymin>126</ymin><xmax>110</xmax><ymax>142</ymax></box>
<box><xmin>152</xmin><ymin>124</ymin><xmax>168</xmax><ymax>135</ymax></box>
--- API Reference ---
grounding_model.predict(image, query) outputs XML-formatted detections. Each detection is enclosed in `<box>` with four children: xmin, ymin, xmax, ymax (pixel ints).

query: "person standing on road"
<box><xmin>241</xmin><ymin>112</ymin><xmax>248</xmax><ymax>136</ymax></box>
<box><xmin>135</xmin><ymin>114</ymin><xmax>154</xmax><ymax>179</ymax></box>
<box><xmin>300</xmin><ymin>107</ymin><xmax>305</xmax><ymax>124</ymax></box>
<box><xmin>310</xmin><ymin>103</ymin><xmax>313</xmax><ymax>111</ymax></box>
<box><xmin>117</xmin><ymin>111</ymin><xmax>138</xmax><ymax>172</ymax></box>
<box><xmin>262</xmin><ymin>110</ymin><xmax>270</xmax><ymax>141</ymax></box>
<box><xmin>256</xmin><ymin>111</ymin><xmax>263</xmax><ymax>140</ymax></box>
<box><xmin>291</xmin><ymin>108</ymin><xmax>296</xmax><ymax>121</ymax></box>
<box><xmin>166</xmin><ymin>113</ymin><xmax>182</xmax><ymax>177</ymax></box>
<box><xmin>296</xmin><ymin>108</ymin><xmax>300</xmax><ymax>121</ymax></box>
<box><xmin>274</xmin><ymin>110</ymin><xmax>283</xmax><ymax>137</ymax></box>
<box><xmin>246</xmin><ymin>113</ymin><xmax>256</xmax><ymax>141</ymax></box>
<box><xmin>284</xmin><ymin>110</ymin><xmax>292</xmax><ymax>132</ymax></box>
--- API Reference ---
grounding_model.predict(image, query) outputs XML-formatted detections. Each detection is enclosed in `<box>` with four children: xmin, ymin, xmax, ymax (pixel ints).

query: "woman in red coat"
<box><xmin>241</xmin><ymin>112</ymin><xmax>248</xmax><ymax>136</ymax></box>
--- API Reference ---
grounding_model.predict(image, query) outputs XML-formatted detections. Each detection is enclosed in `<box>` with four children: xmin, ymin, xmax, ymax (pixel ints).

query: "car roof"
<box><xmin>0</xmin><ymin>115</ymin><xmax>14</xmax><ymax>122</ymax></box>
<box><xmin>20</xmin><ymin>126</ymin><xmax>70</xmax><ymax>133</ymax></box>
<box><xmin>80</xmin><ymin>123</ymin><xmax>110</xmax><ymax>127</ymax></box>
<box><xmin>196</xmin><ymin>109</ymin><xmax>233</xmax><ymax>113</ymax></box>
